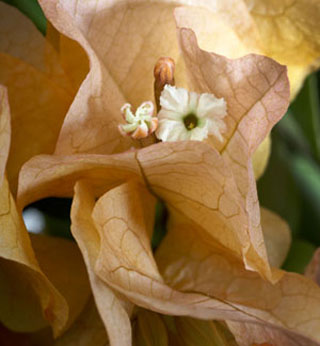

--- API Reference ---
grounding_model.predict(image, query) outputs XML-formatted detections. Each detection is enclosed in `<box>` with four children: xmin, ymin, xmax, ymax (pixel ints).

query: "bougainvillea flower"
<box><xmin>2</xmin><ymin>0</ymin><xmax>320</xmax><ymax>345</ymax></box>
<box><xmin>9</xmin><ymin>0</ymin><xmax>320</xmax><ymax>344</ymax></box>
<box><xmin>19</xmin><ymin>24</ymin><xmax>291</xmax><ymax>282</ymax></box>
<box><xmin>42</xmin><ymin>0</ymin><xmax>320</xmax><ymax>183</ymax></box>
<box><xmin>14</xmin><ymin>10</ymin><xmax>320</xmax><ymax>344</ymax></box>
<box><xmin>35</xmin><ymin>0</ymin><xmax>295</xmax><ymax>278</ymax></box>
<box><xmin>0</xmin><ymin>2</ymin><xmax>91</xmax><ymax>338</ymax></box>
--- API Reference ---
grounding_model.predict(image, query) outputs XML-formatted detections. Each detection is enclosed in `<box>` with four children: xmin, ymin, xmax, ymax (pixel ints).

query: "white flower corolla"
<box><xmin>155</xmin><ymin>85</ymin><xmax>227</xmax><ymax>142</ymax></box>
<box><xmin>119</xmin><ymin>101</ymin><xmax>158</xmax><ymax>139</ymax></box>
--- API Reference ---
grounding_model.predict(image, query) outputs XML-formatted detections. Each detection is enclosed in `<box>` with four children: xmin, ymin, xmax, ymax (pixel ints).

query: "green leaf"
<box><xmin>44</xmin><ymin>214</ymin><xmax>73</xmax><ymax>240</ymax></box>
<box><xmin>289</xmin><ymin>154</ymin><xmax>320</xmax><ymax>244</ymax></box>
<box><xmin>290</xmin><ymin>154</ymin><xmax>320</xmax><ymax>211</ymax></box>
<box><xmin>0</xmin><ymin>0</ymin><xmax>46</xmax><ymax>35</ymax></box>
<box><xmin>282</xmin><ymin>239</ymin><xmax>316</xmax><ymax>274</ymax></box>
<box><xmin>152</xmin><ymin>201</ymin><xmax>168</xmax><ymax>251</ymax></box>
<box><xmin>290</xmin><ymin>74</ymin><xmax>320</xmax><ymax>161</ymax></box>
<box><xmin>277</xmin><ymin>111</ymin><xmax>311</xmax><ymax>156</ymax></box>
<box><xmin>258</xmin><ymin>131</ymin><xmax>302</xmax><ymax>236</ymax></box>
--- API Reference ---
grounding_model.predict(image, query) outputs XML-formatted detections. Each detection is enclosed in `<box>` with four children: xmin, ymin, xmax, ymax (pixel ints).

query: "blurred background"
<box><xmin>3</xmin><ymin>0</ymin><xmax>320</xmax><ymax>274</ymax></box>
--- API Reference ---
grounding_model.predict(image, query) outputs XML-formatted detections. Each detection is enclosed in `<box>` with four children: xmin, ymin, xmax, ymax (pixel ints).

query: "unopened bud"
<box><xmin>154</xmin><ymin>57</ymin><xmax>175</xmax><ymax>112</ymax></box>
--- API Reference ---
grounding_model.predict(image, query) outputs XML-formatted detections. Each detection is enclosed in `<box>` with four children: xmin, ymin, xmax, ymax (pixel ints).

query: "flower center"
<box><xmin>156</xmin><ymin>85</ymin><xmax>227</xmax><ymax>142</ymax></box>
<box><xmin>183</xmin><ymin>113</ymin><xmax>198</xmax><ymax>131</ymax></box>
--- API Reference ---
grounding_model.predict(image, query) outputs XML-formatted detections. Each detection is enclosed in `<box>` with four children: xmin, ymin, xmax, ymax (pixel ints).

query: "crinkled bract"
<box><xmin>0</xmin><ymin>3</ymin><xmax>91</xmax><ymax>338</ymax></box>
<box><xmin>0</xmin><ymin>84</ymin><xmax>90</xmax><ymax>337</ymax></box>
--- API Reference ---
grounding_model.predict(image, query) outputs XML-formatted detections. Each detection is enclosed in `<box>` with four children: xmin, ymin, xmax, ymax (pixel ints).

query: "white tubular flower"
<box><xmin>119</xmin><ymin>101</ymin><xmax>158</xmax><ymax>139</ymax></box>
<box><xmin>155</xmin><ymin>85</ymin><xmax>227</xmax><ymax>142</ymax></box>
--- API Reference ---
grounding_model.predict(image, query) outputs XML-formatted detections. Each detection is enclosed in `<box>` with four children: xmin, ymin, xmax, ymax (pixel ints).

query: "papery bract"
<box><xmin>0</xmin><ymin>85</ymin><xmax>90</xmax><ymax>337</ymax></box>
<box><xmin>19</xmin><ymin>0</ymin><xmax>291</xmax><ymax>281</ymax></box>
<box><xmin>0</xmin><ymin>3</ymin><xmax>91</xmax><ymax>338</ymax></box>
<box><xmin>0</xmin><ymin>3</ymin><xmax>74</xmax><ymax>193</ymax></box>
<box><xmin>243</xmin><ymin>0</ymin><xmax>320</xmax><ymax>98</ymax></box>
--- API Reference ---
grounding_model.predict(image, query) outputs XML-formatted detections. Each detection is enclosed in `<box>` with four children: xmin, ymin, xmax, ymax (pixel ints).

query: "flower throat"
<box><xmin>183</xmin><ymin>113</ymin><xmax>198</xmax><ymax>130</ymax></box>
